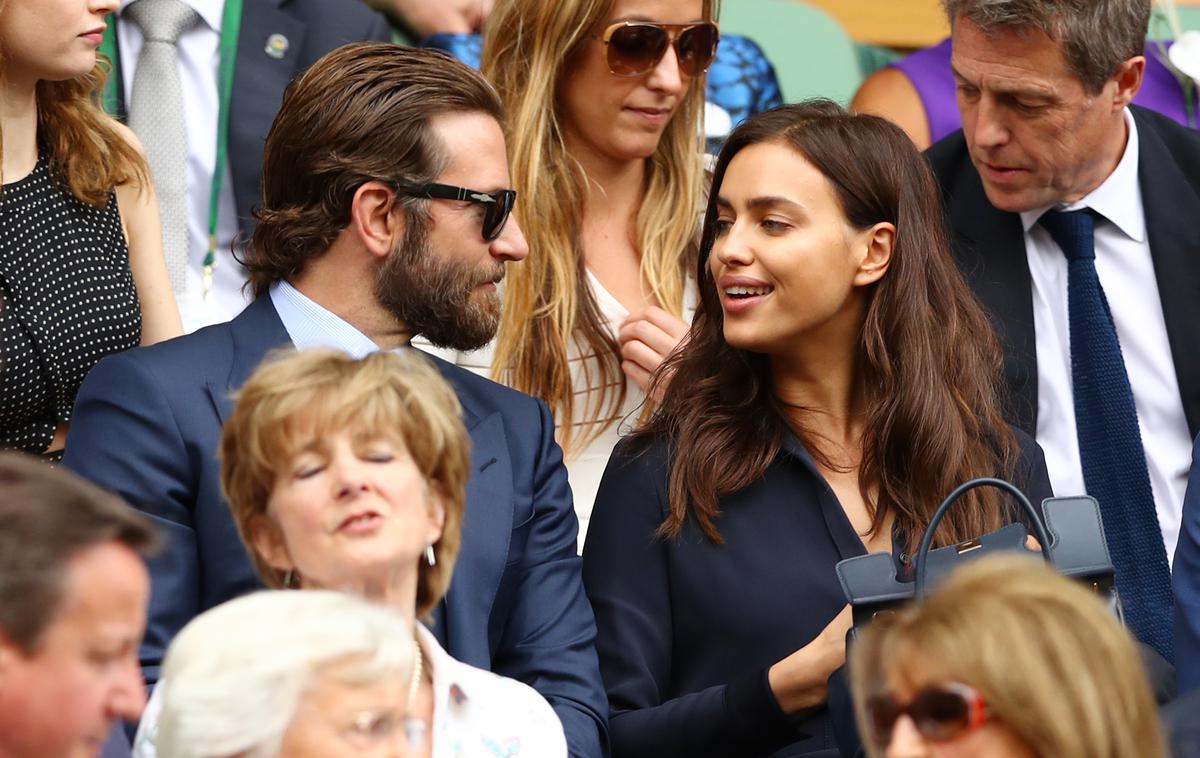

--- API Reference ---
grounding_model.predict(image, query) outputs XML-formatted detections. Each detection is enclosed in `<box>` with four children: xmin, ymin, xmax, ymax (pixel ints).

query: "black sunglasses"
<box><xmin>395</xmin><ymin>182</ymin><xmax>517</xmax><ymax>242</ymax></box>
<box><xmin>865</xmin><ymin>682</ymin><xmax>991</xmax><ymax>747</ymax></box>
<box><xmin>591</xmin><ymin>21</ymin><xmax>720</xmax><ymax>78</ymax></box>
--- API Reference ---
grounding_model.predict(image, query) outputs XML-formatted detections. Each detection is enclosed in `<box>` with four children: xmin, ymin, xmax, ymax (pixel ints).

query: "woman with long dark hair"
<box><xmin>581</xmin><ymin>101</ymin><xmax>1054</xmax><ymax>757</ymax></box>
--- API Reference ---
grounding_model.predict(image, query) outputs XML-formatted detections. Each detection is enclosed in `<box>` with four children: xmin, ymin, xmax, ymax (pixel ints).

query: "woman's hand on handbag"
<box><xmin>767</xmin><ymin>605</ymin><xmax>854</xmax><ymax>714</ymax></box>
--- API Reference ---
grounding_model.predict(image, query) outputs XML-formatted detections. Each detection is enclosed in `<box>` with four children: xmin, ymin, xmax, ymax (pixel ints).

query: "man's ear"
<box><xmin>349</xmin><ymin>181</ymin><xmax>404</xmax><ymax>261</ymax></box>
<box><xmin>249</xmin><ymin>515</ymin><xmax>293</xmax><ymax>573</ymax></box>
<box><xmin>853</xmin><ymin>221</ymin><xmax>895</xmax><ymax>287</ymax></box>
<box><xmin>1111</xmin><ymin>56</ymin><xmax>1145</xmax><ymax>111</ymax></box>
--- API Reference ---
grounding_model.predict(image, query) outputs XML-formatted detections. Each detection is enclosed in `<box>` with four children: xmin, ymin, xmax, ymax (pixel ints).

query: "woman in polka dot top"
<box><xmin>1</xmin><ymin>0</ymin><xmax>182</xmax><ymax>458</ymax></box>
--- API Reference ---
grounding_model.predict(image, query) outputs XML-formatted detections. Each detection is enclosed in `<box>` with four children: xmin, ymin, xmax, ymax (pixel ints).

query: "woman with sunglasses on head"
<box><xmin>581</xmin><ymin>101</ymin><xmax>1054</xmax><ymax>757</ymax></box>
<box><xmin>851</xmin><ymin>554</ymin><xmax>1165</xmax><ymax>758</ymax></box>
<box><xmin>440</xmin><ymin>0</ymin><xmax>719</xmax><ymax>543</ymax></box>
<box><xmin>1</xmin><ymin>0</ymin><xmax>182</xmax><ymax>459</ymax></box>
<box><xmin>133</xmin><ymin>348</ymin><xmax>566</xmax><ymax>758</ymax></box>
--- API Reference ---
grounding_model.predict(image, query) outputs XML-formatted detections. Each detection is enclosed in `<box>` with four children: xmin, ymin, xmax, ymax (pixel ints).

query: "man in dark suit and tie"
<box><xmin>66</xmin><ymin>44</ymin><xmax>608</xmax><ymax>758</ymax></box>
<box><xmin>927</xmin><ymin>0</ymin><xmax>1200</xmax><ymax>661</ymax></box>
<box><xmin>105</xmin><ymin>0</ymin><xmax>392</xmax><ymax>331</ymax></box>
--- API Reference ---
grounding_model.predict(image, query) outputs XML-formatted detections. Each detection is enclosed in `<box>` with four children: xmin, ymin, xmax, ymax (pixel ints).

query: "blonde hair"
<box><xmin>0</xmin><ymin>5</ymin><xmax>149</xmax><ymax>203</ymax></box>
<box><xmin>481</xmin><ymin>0</ymin><xmax>714</xmax><ymax>456</ymax></box>
<box><xmin>218</xmin><ymin>349</ymin><xmax>470</xmax><ymax>617</ymax></box>
<box><xmin>850</xmin><ymin>555</ymin><xmax>1166</xmax><ymax>758</ymax></box>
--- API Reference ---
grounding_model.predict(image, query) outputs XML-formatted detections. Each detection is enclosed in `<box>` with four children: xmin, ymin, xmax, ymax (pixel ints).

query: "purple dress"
<box><xmin>892</xmin><ymin>38</ymin><xmax>1193</xmax><ymax>143</ymax></box>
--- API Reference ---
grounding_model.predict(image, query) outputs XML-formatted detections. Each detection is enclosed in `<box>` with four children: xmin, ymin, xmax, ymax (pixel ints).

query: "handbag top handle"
<box><xmin>914</xmin><ymin>477</ymin><xmax>1053</xmax><ymax>600</ymax></box>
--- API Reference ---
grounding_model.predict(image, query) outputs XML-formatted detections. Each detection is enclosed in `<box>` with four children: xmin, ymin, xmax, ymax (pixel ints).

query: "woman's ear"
<box><xmin>425</xmin><ymin>484</ymin><xmax>448</xmax><ymax>548</ymax></box>
<box><xmin>249</xmin><ymin>515</ymin><xmax>294</xmax><ymax>573</ymax></box>
<box><xmin>853</xmin><ymin>222</ymin><xmax>895</xmax><ymax>287</ymax></box>
<box><xmin>349</xmin><ymin>181</ymin><xmax>404</xmax><ymax>262</ymax></box>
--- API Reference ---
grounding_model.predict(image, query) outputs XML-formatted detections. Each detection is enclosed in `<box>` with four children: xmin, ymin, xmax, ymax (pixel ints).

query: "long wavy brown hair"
<box><xmin>637</xmin><ymin>101</ymin><xmax>1017</xmax><ymax>548</ymax></box>
<box><xmin>0</xmin><ymin>4</ymin><xmax>147</xmax><ymax>206</ymax></box>
<box><xmin>481</xmin><ymin>0</ymin><xmax>713</xmax><ymax>456</ymax></box>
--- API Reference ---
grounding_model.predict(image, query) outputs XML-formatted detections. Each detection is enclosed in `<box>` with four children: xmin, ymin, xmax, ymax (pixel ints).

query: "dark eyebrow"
<box><xmin>715</xmin><ymin>195</ymin><xmax>806</xmax><ymax>213</ymax></box>
<box><xmin>747</xmin><ymin>195</ymin><xmax>805</xmax><ymax>213</ymax></box>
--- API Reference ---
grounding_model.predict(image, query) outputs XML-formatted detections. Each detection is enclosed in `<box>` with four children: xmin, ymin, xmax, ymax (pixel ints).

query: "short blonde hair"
<box><xmin>850</xmin><ymin>555</ymin><xmax>1166</xmax><ymax>758</ymax></box>
<box><xmin>219</xmin><ymin>349</ymin><xmax>469</xmax><ymax>616</ymax></box>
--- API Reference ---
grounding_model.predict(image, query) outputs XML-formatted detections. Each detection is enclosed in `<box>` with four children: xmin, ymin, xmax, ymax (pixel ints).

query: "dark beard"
<box><xmin>375</xmin><ymin>221</ymin><xmax>504</xmax><ymax>352</ymax></box>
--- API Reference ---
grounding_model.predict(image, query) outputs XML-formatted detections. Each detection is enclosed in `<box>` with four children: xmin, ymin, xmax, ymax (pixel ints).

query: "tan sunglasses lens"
<box><xmin>607</xmin><ymin>25</ymin><xmax>671</xmax><ymax>76</ymax></box>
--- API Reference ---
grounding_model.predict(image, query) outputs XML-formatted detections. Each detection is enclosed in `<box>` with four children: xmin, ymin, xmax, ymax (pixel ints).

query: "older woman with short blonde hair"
<box><xmin>135</xmin><ymin>349</ymin><xmax>565</xmax><ymax>758</ymax></box>
<box><xmin>219</xmin><ymin>346</ymin><xmax>469</xmax><ymax>615</ymax></box>
<box><xmin>850</xmin><ymin>555</ymin><xmax>1166</xmax><ymax>758</ymax></box>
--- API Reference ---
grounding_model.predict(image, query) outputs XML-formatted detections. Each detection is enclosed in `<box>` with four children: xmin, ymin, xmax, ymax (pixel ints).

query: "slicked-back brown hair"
<box><xmin>638</xmin><ymin>101</ymin><xmax>1017</xmax><ymax>546</ymax></box>
<box><xmin>219</xmin><ymin>348</ymin><xmax>470</xmax><ymax>618</ymax></box>
<box><xmin>0</xmin><ymin>453</ymin><xmax>159</xmax><ymax>652</ymax></box>
<box><xmin>244</xmin><ymin>43</ymin><xmax>504</xmax><ymax>296</ymax></box>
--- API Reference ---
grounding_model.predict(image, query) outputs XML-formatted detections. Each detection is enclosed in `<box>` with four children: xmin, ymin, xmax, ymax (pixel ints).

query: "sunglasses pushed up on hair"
<box><xmin>591</xmin><ymin>21</ymin><xmax>720</xmax><ymax>78</ymax></box>
<box><xmin>865</xmin><ymin>682</ymin><xmax>991</xmax><ymax>748</ymax></box>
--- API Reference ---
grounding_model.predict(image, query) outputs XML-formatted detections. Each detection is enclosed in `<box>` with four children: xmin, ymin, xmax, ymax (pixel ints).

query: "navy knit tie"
<box><xmin>1040</xmin><ymin>208</ymin><xmax>1173</xmax><ymax>661</ymax></box>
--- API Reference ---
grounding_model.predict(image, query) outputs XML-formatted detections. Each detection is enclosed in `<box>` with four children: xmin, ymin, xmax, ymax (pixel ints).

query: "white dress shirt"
<box><xmin>1019</xmin><ymin>109</ymin><xmax>1193</xmax><ymax>564</ymax></box>
<box><xmin>117</xmin><ymin>0</ymin><xmax>247</xmax><ymax>333</ymax></box>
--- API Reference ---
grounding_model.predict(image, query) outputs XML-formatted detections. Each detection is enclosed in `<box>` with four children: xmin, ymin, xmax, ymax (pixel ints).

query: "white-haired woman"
<box><xmin>157</xmin><ymin>591</ymin><xmax>425</xmax><ymax>757</ymax></box>
<box><xmin>135</xmin><ymin>349</ymin><xmax>565</xmax><ymax>758</ymax></box>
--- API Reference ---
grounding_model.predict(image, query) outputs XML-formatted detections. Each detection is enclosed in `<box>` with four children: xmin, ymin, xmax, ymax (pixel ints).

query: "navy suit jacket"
<box><xmin>65</xmin><ymin>296</ymin><xmax>608</xmax><ymax>757</ymax></box>
<box><xmin>1175</xmin><ymin>435</ymin><xmax>1200</xmax><ymax>692</ymax></box>
<box><xmin>926</xmin><ymin>105</ymin><xmax>1200</xmax><ymax>439</ymax></box>
<box><xmin>108</xmin><ymin>0</ymin><xmax>393</xmax><ymax>238</ymax></box>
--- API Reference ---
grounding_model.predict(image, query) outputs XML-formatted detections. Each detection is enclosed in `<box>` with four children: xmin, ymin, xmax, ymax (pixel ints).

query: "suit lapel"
<box><xmin>1135</xmin><ymin>110</ymin><xmax>1200</xmax><ymax>437</ymax></box>
<box><xmin>228</xmin><ymin>0</ymin><xmax>308</xmax><ymax>234</ymax></box>
<box><xmin>947</xmin><ymin>162</ymin><xmax>1040</xmax><ymax>435</ymax></box>
<box><xmin>206</xmin><ymin>296</ymin><xmax>294</xmax><ymax>424</ymax></box>
<box><xmin>428</xmin><ymin>363</ymin><xmax>516</xmax><ymax>665</ymax></box>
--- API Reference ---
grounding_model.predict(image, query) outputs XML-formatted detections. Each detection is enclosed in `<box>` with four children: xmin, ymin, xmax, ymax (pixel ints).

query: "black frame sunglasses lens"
<box><xmin>482</xmin><ymin>191</ymin><xmax>516</xmax><ymax>241</ymax></box>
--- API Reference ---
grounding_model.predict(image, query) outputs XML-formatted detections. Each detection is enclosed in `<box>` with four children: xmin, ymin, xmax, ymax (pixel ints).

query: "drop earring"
<box><xmin>425</xmin><ymin>544</ymin><xmax>437</xmax><ymax>567</ymax></box>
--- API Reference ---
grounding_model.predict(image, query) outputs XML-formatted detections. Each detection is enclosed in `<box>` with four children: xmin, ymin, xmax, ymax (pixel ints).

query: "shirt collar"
<box><xmin>1019</xmin><ymin>108</ymin><xmax>1145</xmax><ymax>243</ymax></box>
<box><xmin>415</xmin><ymin>623</ymin><xmax>475</xmax><ymax>710</ymax></box>
<box><xmin>269</xmin><ymin>281</ymin><xmax>386</xmax><ymax>358</ymax></box>
<box><xmin>118</xmin><ymin>0</ymin><xmax>224</xmax><ymax>33</ymax></box>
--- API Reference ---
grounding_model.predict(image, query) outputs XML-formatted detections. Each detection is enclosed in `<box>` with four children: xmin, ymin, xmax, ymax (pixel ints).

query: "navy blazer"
<box><xmin>64</xmin><ymin>296</ymin><xmax>608</xmax><ymax>758</ymax></box>
<box><xmin>1175</xmin><ymin>435</ymin><xmax>1200</xmax><ymax>692</ymax></box>
<box><xmin>925</xmin><ymin>105</ymin><xmax>1200</xmax><ymax>439</ymax></box>
<box><xmin>107</xmin><ymin>0</ymin><xmax>393</xmax><ymax>238</ymax></box>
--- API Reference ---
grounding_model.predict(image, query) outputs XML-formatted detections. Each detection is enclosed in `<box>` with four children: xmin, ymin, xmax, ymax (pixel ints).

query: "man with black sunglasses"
<box><xmin>64</xmin><ymin>44</ymin><xmax>609</xmax><ymax>758</ymax></box>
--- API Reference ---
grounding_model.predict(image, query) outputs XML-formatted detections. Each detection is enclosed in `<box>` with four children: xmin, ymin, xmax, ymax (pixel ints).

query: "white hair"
<box><xmin>155</xmin><ymin>590</ymin><xmax>416</xmax><ymax>758</ymax></box>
